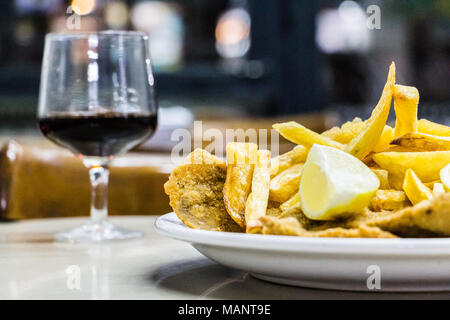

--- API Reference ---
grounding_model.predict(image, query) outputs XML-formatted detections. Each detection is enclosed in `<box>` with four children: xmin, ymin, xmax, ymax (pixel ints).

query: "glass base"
<box><xmin>54</xmin><ymin>220</ymin><xmax>143</xmax><ymax>242</ymax></box>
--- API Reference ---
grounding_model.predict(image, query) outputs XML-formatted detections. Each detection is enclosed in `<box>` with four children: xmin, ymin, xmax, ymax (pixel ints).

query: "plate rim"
<box><xmin>155</xmin><ymin>212</ymin><xmax>450</xmax><ymax>256</ymax></box>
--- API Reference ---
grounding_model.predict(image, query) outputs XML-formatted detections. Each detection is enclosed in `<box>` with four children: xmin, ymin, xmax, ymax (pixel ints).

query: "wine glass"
<box><xmin>38</xmin><ymin>31</ymin><xmax>158</xmax><ymax>242</ymax></box>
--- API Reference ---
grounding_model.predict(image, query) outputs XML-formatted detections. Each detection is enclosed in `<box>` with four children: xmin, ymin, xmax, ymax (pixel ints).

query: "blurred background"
<box><xmin>0</xmin><ymin>0</ymin><xmax>449</xmax><ymax>219</ymax></box>
<box><xmin>0</xmin><ymin>0</ymin><xmax>448</xmax><ymax>133</ymax></box>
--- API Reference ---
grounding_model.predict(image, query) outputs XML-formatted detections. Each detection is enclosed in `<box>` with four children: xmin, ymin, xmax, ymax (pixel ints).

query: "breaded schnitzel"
<box><xmin>367</xmin><ymin>192</ymin><xmax>450</xmax><ymax>237</ymax></box>
<box><xmin>165</xmin><ymin>150</ymin><xmax>450</xmax><ymax>238</ymax></box>
<box><xmin>164</xmin><ymin>151</ymin><xmax>242</xmax><ymax>232</ymax></box>
<box><xmin>260</xmin><ymin>216</ymin><xmax>396</xmax><ymax>238</ymax></box>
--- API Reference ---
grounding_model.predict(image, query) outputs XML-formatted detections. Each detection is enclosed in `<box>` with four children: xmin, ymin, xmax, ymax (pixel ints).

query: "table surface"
<box><xmin>0</xmin><ymin>216</ymin><xmax>449</xmax><ymax>300</ymax></box>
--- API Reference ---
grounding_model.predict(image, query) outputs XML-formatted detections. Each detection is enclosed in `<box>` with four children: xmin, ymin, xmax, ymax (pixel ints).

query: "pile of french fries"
<box><xmin>221</xmin><ymin>62</ymin><xmax>450</xmax><ymax>234</ymax></box>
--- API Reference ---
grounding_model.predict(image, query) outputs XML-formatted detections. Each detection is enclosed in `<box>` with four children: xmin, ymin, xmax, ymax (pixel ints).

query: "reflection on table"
<box><xmin>0</xmin><ymin>216</ymin><xmax>449</xmax><ymax>300</ymax></box>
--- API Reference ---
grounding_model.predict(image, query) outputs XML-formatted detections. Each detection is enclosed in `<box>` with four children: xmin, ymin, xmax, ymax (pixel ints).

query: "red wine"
<box><xmin>39</xmin><ymin>112</ymin><xmax>157</xmax><ymax>157</ymax></box>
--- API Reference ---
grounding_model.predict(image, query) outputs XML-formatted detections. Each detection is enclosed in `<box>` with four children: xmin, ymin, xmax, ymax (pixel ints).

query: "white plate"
<box><xmin>155</xmin><ymin>213</ymin><xmax>450</xmax><ymax>292</ymax></box>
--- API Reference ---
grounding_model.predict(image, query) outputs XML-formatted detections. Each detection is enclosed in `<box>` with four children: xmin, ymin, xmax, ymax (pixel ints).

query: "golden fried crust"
<box><xmin>367</xmin><ymin>192</ymin><xmax>450</xmax><ymax>237</ymax></box>
<box><xmin>164</xmin><ymin>164</ymin><xmax>242</xmax><ymax>232</ymax></box>
<box><xmin>310</xmin><ymin>225</ymin><xmax>397</xmax><ymax>238</ymax></box>
<box><xmin>260</xmin><ymin>216</ymin><xmax>396</xmax><ymax>238</ymax></box>
<box><xmin>276</xmin><ymin>199</ymin><xmax>348</xmax><ymax>231</ymax></box>
<box><xmin>260</xmin><ymin>217</ymin><xmax>303</xmax><ymax>236</ymax></box>
<box><xmin>184</xmin><ymin>149</ymin><xmax>225</xmax><ymax>165</ymax></box>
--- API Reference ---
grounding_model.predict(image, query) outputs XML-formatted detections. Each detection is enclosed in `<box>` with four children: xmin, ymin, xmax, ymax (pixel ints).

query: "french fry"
<box><xmin>373</xmin><ymin>126</ymin><xmax>395</xmax><ymax>152</ymax></box>
<box><xmin>373</xmin><ymin>151</ymin><xmax>450</xmax><ymax>189</ymax></box>
<box><xmin>374</xmin><ymin>145</ymin><xmax>420</xmax><ymax>153</ymax></box>
<box><xmin>223</xmin><ymin>142</ymin><xmax>258</xmax><ymax>228</ymax></box>
<box><xmin>226</xmin><ymin>142</ymin><xmax>258</xmax><ymax>165</ymax></box>
<box><xmin>279</xmin><ymin>193</ymin><xmax>300</xmax><ymax>212</ymax></box>
<box><xmin>321</xmin><ymin>117</ymin><xmax>365</xmax><ymax>144</ymax></box>
<box><xmin>167</xmin><ymin>62</ymin><xmax>450</xmax><ymax>239</ymax></box>
<box><xmin>393</xmin><ymin>84</ymin><xmax>419</xmax><ymax>138</ymax></box>
<box><xmin>322</xmin><ymin>118</ymin><xmax>394</xmax><ymax>153</ymax></box>
<box><xmin>402</xmin><ymin>169</ymin><xmax>433</xmax><ymax>205</ymax></box>
<box><xmin>245</xmin><ymin>150</ymin><xmax>272</xmax><ymax>233</ymax></box>
<box><xmin>320</xmin><ymin>126</ymin><xmax>343</xmax><ymax>141</ymax></box>
<box><xmin>345</xmin><ymin>62</ymin><xmax>396</xmax><ymax>159</ymax></box>
<box><xmin>388</xmin><ymin>174</ymin><xmax>406</xmax><ymax>191</ymax></box>
<box><xmin>370</xmin><ymin>168</ymin><xmax>390</xmax><ymax>189</ymax></box>
<box><xmin>273</xmin><ymin>122</ymin><xmax>344</xmax><ymax>150</ymax></box>
<box><xmin>391</xmin><ymin>132</ymin><xmax>450</xmax><ymax>151</ymax></box>
<box><xmin>269</xmin><ymin>163</ymin><xmax>304</xmax><ymax>203</ymax></box>
<box><xmin>184</xmin><ymin>149</ymin><xmax>225</xmax><ymax>165</ymax></box>
<box><xmin>270</xmin><ymin>145</ymin><xmax>308</xmax><ymax>177</ymax></box>
<box><xmin>417</xmin><ymin>119</ymin><xmax>450</xmax><ymax>137</ymax></box>
<box><xmin>369</xmin><ymin>189</ymin><xmax>410</xmax><ymax>211</ymax></box>
<box><xmin>424</xmin><ymin>181</ymin><xmax>440</xmax><ymax>189</ymax></box>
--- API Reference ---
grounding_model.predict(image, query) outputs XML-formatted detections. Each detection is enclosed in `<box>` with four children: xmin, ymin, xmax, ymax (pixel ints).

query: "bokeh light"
<box><xmin>316</xmin><ymin>0</ymin><xmax>372</xmax><ymax>54</ymax></box>
<box><xmin>72</xmin><ymin>0</ymin><xmax>96</xmax><ymax>16</ymax></box>
<box><xmin>131</xmin><ymin>1</ymin><xmax>183</xmax><ymax>69</ymax></box>
<box><xmin>215</xmin><ymin>8</ymin><xmax>251</xmax><ymax>59</ymax></box>
<box><xmin>104</xmin><ymin>1</ymin><xmax>129</xmax><ymax>29</ymax></box>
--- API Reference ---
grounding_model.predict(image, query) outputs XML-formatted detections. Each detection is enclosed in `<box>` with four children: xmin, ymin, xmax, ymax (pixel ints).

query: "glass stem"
<box><xmin>88</xmin><ymin>165</ymin><xmax>110</xmax><ymax>224</ymax></box>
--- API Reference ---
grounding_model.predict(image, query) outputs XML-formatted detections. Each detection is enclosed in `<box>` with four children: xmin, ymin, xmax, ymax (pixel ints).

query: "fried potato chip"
<box><xmin>279</xmin><ymin>193</ymin><xmax>300</xmax><ymax>212</ymax></box>
<box><xmin>373</xmin><ymin>145</ymin><xmax>419</xmax><ymax>153</ymax></box>
<box><xmin>166</xmin><ymin>62</ymin><xmax>450</xmax><ymax>239</ymax></box>
<box><xmin>361</xmin><ymin>140</ymin><xmax>408</xmax><ymax>167</ymax></box>
<box><xmin>270</xmin><ymin>145</ymin><xmax>308</xmax><ymax>177</ymax></box>
<box><xmin>417</xmin><ymin>119</ymin><xmax>450</xmax><ymax>137</ymax></box>
<box><xmin>184</xmin><ymin>148</ymin><xmax>225</xmax><ymax>165</ymax></box>
<box><xmin>402</xmin><ymin>169</ymin><xmax>433</xmax><ymax>205</ymax></box>
<box><xmin>369</xmin><ymin>190</ymin><xmax>410</xmax><ymax>211</ymax></box>
<box><xmin>368</xmin><ymin>192</ymin><xmax>450</xmax><ymax>237</ymax></box>
<box><xmin>273</xmin><ymin>122</ymin><xmax>344</xmax><ymax>149</ymax></box>
<box><xmin>441</xmin><ymin>164</ymin><xmax>450</xmax><ymax>191</ymax></box>
<box><xmin>393</xmin><ymin>84</ymin><xmax>419</xmax><ymax>138</ymax></box>
<box><xmin>345</xmin><ymin>63</ymin><xmax>396</xmax><ymax>159</ymax></box>
<box><xmin>372</xmin><ymin>151</ymin><xmax>450</xmax><ymax>189</ymax></box>
<box><xmin>321</xmin><ymin>117</ymin><xmax>365</xmax><ymax>144</ymax></box>
<box><xmin>372</xmin><ymin>125</ymin><xmax>395</xmax><ymax>152</ymax></box>
<box><xmin>223</xmin><ymin>142</ymin><xmax>258</xmax><ymax>228</ymax></box>
<box><xmin>322</xmin><ymin>118</ymin><xmax>394</xmax><ymax>153</ymax></box>
<box><xmin>226</xmin><ymin>142</ymin><xmax>258</xmax><ymax>165</ymax></box>
<box><xmin>424</xmin><ymin>180</ymin><xmax>440</xmax><ymax>189</ymax></box>
<box><xmin>269</xmin><ymin>163</ymin><xmax>304</xmax><ymax>203</ymax></box>
<box><xmin>260</xmin><ymin>216</ymin><xmax>396</xmax><ymax>238</ymax></box>
<box><xmin>164</xmin><ymin>162</ymin><xmax>242</xmax><ymax>232</ymax></box>
<box><xmin>245</xmin><ymin>150</ymin><xmax>271</xmax><ymax>233</ymax></box>
<box><xmin>320</xmin><ymin>127</ymin><xmax>342</xmax><ymax>142</ymax></box>
<box><xmin>370</xmin><ymin>168</ymin><xmax>390</xmax><ymax>189</ymax></box>
<box><xmin>387</xmin><ymin>175</ymin><xmax>406</xmax><ymax>191</ymax></box>
<box><xmin>391</xmin><ymin>132</ymin><xmax>450</xmax><ymax>151</ymax></box>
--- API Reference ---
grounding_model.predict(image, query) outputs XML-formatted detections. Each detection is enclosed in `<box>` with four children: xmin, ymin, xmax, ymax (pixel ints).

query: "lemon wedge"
<box><xmin>432</xmin><ymin>183</ymin><xmax>445</xmax><ymax>197</ymax></box>
<box><xmin>299</xmin><ymin>144</ymin><xmax>380</xmax><ymax>220</ymax></box>
<box><xmin>441</xmin><ymin>164</ymin><xmax>450</xmax><ymax>192</ymax></box>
